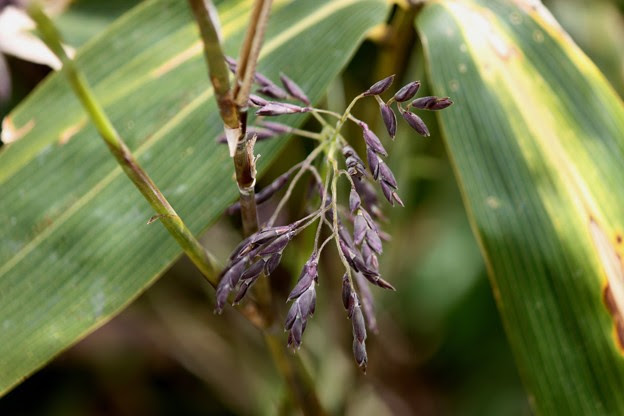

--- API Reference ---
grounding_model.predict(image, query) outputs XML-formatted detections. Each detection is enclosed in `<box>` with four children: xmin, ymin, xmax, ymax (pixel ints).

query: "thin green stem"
<box><xmin>26</xmin><ymin>3</ymin><xmax>219</xmax><ymax>286</ymax></box>
<box><xmin>310</xmin><ymin>111</ymin><xmax>331</xmax><ymax>128</ymax></box>
<box><xmin>313</xmin><ymin>156</ymin><xmax>332</xmax><ymax>251</ymax></box>
<box><xmin>289</xmin><ymin>127</ymin><xmax>323</xmax><ymax>140</ymax></box>
<box><xmin>336</xmin><ymin>93</ymin><xmax>364</xmax><ymax>132</ymax></box>
<box><xmin>267</xmin><ymin>142</ymin><xmax>328</xmax><ymax>227</ymax></box>
<box><xmin>317</xmin><ymin>233</ymin><xmax>335</xmax><ymax>255</ymax></box>
<box><xmin>312</xmin><ymin>108</ymin><xmax>362</xmax><ymax>127</ymax></box>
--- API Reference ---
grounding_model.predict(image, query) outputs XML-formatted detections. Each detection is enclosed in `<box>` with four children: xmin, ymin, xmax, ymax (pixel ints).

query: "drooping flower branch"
<box><xmin>216</xmin><ymin>61</ymin><xmax>453</xmax><ymax>370</ymax></box>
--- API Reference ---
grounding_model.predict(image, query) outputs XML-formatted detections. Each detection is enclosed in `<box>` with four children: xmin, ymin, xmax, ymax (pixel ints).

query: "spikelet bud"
<box><xmin>285</xmin><ymin>256</ymin><xmax>319</xmax><ymax>349</ymax></box>
<box><xmin>366</xmin><ymin>148</ymin><xmax>380</xmax><ymax>180</ymax></box>
<box><xmin>359</xmin><ymin>121</ymin><xmax>387</xmax><ymax>156</ymax></box>
<box><xmin>354</xmin><ymin>272</ymin><xmax>379</xmax><ymax>334</ymax></box>
<box><xmin>363</xmin><ymin>74</ymin><xmax>395</xmax><ymax>96</ymax></box>
<box><xmin>279</xmin><ymin>73</ymin><xmax>310</xmax><ymax>105</ymax></box>
<box><xmin>256</xmin><ymin>102</ymin><xmax>310</xmax><ymax>116</ymax></box>
<box><xmin>349</xmin><ymin>187</ymin><xmax>361</xmax><ymax>214</ymax></box>
<box><xmin>260</xmin><ymin>121</ymin><xmax>293</xmax><ymax>134</ymax></box>
<box><xmin>377</xmin><ymin>159</ymin><xmax>397</xmax><ymax>189</ymax></box>
<box><xmin>411</xmin><ymin>96</ymin><xmax>453</xmax><ymax>110</ymax></box>
<box><xmin>256</xmin><ymin>84</ymin><xmax>290</xmax><ymax>100</ymax></box>
<box><xmin>215</xmin><ymin>258</ymin><xmax>247</xmax><ymax>314</ymax></box>
<box><xmin>393</xmin><ymin>81</ymin><xmax>421</xmax><ymax>102</ymax></box>
<box><xmin>380</xmin><ymin>104</ymin><xmax>397</xmax><ymax>139</ymax></box>
<box><xmin>401</xmin><ymin>110</ymin><xmax>430</xmax><ymax>137</ymax></box>
<box><xmin>249</xmin><ymin>94</ymin><xmax>269</xmax><ymax>107</ymax></box>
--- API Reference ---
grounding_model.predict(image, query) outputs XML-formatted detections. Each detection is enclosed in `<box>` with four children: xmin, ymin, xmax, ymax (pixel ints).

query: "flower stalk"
<box><xmin>188</xmin><ymin>1</ymin><xmax>328</xmax><ymax>414</ymax></box>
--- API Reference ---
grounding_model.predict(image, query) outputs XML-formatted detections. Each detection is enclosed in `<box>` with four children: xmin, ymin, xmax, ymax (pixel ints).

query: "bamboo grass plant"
<box><xmin>3</xmin><ymin>0</ymin><xmax>624</xmax><ymax>414</ymax></box>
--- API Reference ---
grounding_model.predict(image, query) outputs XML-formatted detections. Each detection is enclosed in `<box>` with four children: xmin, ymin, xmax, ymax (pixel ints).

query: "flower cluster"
<box><xmin>216</xmin><ymin>60</ymin><xmax>453</xmax><ymax>370</ymax></box>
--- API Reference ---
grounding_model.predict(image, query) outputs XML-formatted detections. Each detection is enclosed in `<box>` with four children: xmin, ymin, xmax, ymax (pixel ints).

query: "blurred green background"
<box><xmin>0</xmin><ymin>0</ymin><xmax>622</xmax><ymax>414</ymax></box>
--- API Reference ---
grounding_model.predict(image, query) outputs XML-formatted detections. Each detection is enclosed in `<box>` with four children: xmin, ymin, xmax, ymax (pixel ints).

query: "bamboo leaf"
<box><xmin>417</xmin><ymin>0</ymin><xmax>624</xmax><ymax>413</ymax></box>
<box><xmin>0</xmin><ymin>0</ymin><xmax>388</xmax><ymax>395</ymax></box>
<box><xmin>54</xmin><ymin>0</ymin><xmax>143</xmax><ymax>47</ymax></box>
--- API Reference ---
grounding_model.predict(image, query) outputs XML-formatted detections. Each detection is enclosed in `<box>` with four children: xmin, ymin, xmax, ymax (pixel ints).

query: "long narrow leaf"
<box><xmin>417</xmin><ymin>1</ymin><xmax>624</xmax><ymax>413</ymax></box>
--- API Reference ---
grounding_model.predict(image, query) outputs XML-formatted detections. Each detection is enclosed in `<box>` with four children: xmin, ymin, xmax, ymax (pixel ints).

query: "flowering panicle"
<box><xmin>216</xmin><ymin>67</ymin><xmax>453</xmax><ymax>370</ymax></box>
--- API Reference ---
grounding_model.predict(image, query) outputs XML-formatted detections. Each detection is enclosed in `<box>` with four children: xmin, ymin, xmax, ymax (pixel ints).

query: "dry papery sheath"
<box><xmin>215</xmin><ymin>67</ymin><xmax>452</xmax><ymax>370</ymax></box>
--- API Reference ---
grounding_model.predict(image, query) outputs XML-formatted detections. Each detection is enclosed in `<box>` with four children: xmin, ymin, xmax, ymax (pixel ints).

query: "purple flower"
<box><xmin>365</xmin><ymin>228</ymin><xmax>383</xmax><ymax>254</ymax></box>
<box><xmin>256</xmin><ymin>102</ymin><xmax>310</xmax><ymax>116</ymax></box>
<box><xmin>354</xmin><ymin>272</ymin><xmax>378</xmax><ymax>333</ymax></box>
<box><xmin>256</xmin><ymin>84</ymin><xmax>290</xmax><ymax>100</ymax></box>
<box><xmin>264</xmin><ymin>253</ymin><xmax>282</xmax><ymax>275</ymax></box>
<box><xmin>351</xmin><ymin>303</ymin><xmax>367</xmax><ymax>343</ymax></box>
<box><xmin>343</xmin><ymin>147</ymin><xmax>367</xmax><ymax>178</ymax></box>
<box><xmin>393</xmin><ymin>81</ymin><xmax>421</xmax><ymax>102</ymax></box>
<box><xmin>363</xmin><ymin>74</ymin><xmax>395</xmax><ymax>96</ymax></box>
<box><xmin>288</xmin><ymin>259</ymin><xmax>318</xmax><ymax>300</ymax></box>
<box><xmin>342</xmin><ymin>274</ymin><xmax>355</xmax><ymax>317</ymax></box>
<box><xmin>260</xmin><ymin>121</ymin><xmax>293</xmax><ymax>134</ymax></box>
<box><xmin>258</xmin><ymin>231</ymin><xmax>294</xmax><ymax>256</ymax></box>
<box><xmin>354</xmin><ymin>213</ymin><xmax>368</xmax><ymax>246</ymax></box>
<box><xmin>254</xmin><ymin>72</ymin><xmax>290</xmax><ymax>100</ymax></box>
<box><xmin>380</xmin><ymin>180</ymin><xmax>404</xmax><ymax>207</ymax></box>
<box><xmin>280</xmin><ymin>73</ymin><xmax>310</xmax><ymax>105</ymax></box>
<box><xmin>377</xmin><ymin>159</ymin><xmax>397</xmax><ymax>189</ymax></box>
<box><xmin>285</xmin><ymin>256</ymin><xmax>319</xmax><ymax>349</ymax></box>
<box><xmin>367</xmin><ymin>148</ymin><xmax>380</xmax><ymax>180</ymax></box>
<box><xmin>401</xmin><ymin>111</ymin><xmax>430</xmax><ymax>136</ymax></box>
<box><xmin>411</xmin><ymin>96</ymin><xmax>453</xmax><ymax>110</ymax></box>
<box><xmin>361</xmin><ymin>242</ymin><xmax>379</xmax><ymax>273</ymax></box>
<box><xmin>352</xmin><ymin>337</ymin><xmax>368</xmax><ymax>371</ymax></box>
<box><xmin>215</xmin><ymin>258</ymin><xmax>247</xmax><ymax>314</ymax></box>
<box><xmin>359</xmin><ymin>122</ymin><xmax>387</xmax><ymax>156</ymax></box>
<box><xmin>249</xmin><ymin>94</ymin><xmax>269</xmax><ymax>107</ymax></box>
<box><xmin>350</xmin><ymin>302</ymin><xmax>368</xmax><ymax>371</ymax></box>
<box><xmin>380</xmin><ymin>104</ymin><xmax>397</xmax><ymax>139</ymax></box>
<box><xmin>240</xmin><ymin>259</ymin><xmax>265</xmax><ymax>282</ymax></box>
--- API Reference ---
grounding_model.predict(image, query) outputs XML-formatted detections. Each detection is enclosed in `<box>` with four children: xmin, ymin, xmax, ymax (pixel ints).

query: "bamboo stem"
<box><xmin>187</xmin><ymin>0</ymin><xmax>238</xmax><ymax>130</ymax></box>
<box><xmin>188</xmin><ymin>1</ymin><xmax>327</xmax><ymax>414</ymax></box>
<box><xmin>187</xmin><ymin>0</ymin><xmax>265</xmax><ymax>239</ymax></box>
<box><xmin>26</xmin><ymin>4</ymin><xmax>219</xmax><ymax>286</ymax></box>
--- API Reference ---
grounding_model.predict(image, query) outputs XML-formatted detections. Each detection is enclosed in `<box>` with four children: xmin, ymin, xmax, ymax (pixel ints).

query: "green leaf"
<box><xmin>0</xmin><ymin>0</ymin><xmax>388</xmax><ymax>395</ymax></box>
<box><xmin>417</xmin><ymin>0</ymin><xmax>624</xmax><ymax>413</ymax></box>
<box><xmin>54</xmin><ymin>0</ymin><xmax>143</xmax><ymax>47</ymax></box>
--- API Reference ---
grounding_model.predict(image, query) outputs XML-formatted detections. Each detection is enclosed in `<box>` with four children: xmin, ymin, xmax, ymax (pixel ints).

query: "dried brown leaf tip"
<box><xmin>218</xmin><ymin>70</ymin><xmax>452</xmax><ymax>370</ymax></box>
